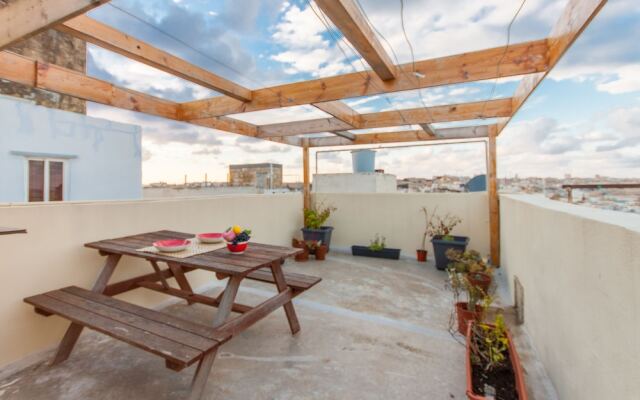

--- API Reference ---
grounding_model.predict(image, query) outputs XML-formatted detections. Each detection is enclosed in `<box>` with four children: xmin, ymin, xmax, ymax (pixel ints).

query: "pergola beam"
<box><xmin>0</xmin><ymin>0</ymin><xmax>109</xmax><ymax>51</ymax></box>
<box><xmin>419</xmin><ymin>124</ymin><xmax>437</xmax><ymax>137</ymax></box>
<box><xmin>179</xmin><ymin>39</ymin><xmax>549</xmax><ymax>120</ymax></box>
<box><xmin>314</xmin><ymin>0</ymin><xmax>396</xmax><ymax>81</ymax></box>
<box><xmin>498</xmin><ymin>0</ymin><xmax>607</xmax><ymax>134</ymax></box>
<box><xmin>258</xmin><ymin>98</ymin><xmax>511</xmax><ymax>137</ymax></box>
<box><xmin>0</xmin><ymin>51</ymin><xmax>178</xmax><ymax>119</ymax></box>
<box><xmin>57</xmin><ymin>15</ymin><xmax>252</xmax><ymax>102</ymax></box>
<box><xmin>306</xmin><ymin>125</ymin><xmax>493</xmax><ymax>147</ymax></box>
<box><xmin>332</xmin><ymin>130</ymin><xmax>356</xmax><ymax>140</ymax></box>
<box><xmin>312</xmin><ymin>100</ymin><xmax>362</xmax><ymax>128</ymax></box>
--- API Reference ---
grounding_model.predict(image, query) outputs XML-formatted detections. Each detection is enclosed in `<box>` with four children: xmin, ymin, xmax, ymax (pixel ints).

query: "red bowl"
<box><xmin>226</xmin><ymin>241</ymin><xmax>248</xmax><ymax>254</ymax></box>
<box><xmin>153</xmin><ymin>239</ymin><xmax>190</xmax><ymax>252</ymax></box>
<box><xmin>197</xmin><ymin>232</ymin><xmax>224</xmax><ymax>243</ymax></box>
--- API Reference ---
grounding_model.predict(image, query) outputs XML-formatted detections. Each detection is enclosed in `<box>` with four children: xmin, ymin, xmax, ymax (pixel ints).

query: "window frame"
<box><xmin>24</xmin><ymin>158</ymin><xmax>67</xmax><ymax>202</ymax></box>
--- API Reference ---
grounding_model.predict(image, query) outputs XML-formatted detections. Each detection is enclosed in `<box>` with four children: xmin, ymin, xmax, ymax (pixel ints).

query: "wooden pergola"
<box><xmin>0</xmin><ymin>0</ymin><xmax>606</xmax><ymax>265</ymax></box>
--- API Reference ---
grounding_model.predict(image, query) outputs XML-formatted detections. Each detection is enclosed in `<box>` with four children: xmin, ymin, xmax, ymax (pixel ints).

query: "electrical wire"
<box><xmin>106</xmin><ymin>2</ymin><xmax>292</xmax><ymax>102</ymax></box>
<box><xmin>479</xmin><ymin>0</ymin><xmax>528</xmax><ymax>118</ymax></box>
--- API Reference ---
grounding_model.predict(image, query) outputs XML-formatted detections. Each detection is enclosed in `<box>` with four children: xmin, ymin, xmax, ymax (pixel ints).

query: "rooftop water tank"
<box><xmin>351</xmin><ymin>149</ymin><xmax>376</xmax><ymax>173</ymax></box>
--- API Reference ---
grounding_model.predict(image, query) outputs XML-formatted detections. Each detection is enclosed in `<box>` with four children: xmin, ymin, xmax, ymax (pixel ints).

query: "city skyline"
<box><xmin>84</xmin><ymin>0</ymin><xmax>640</xmax><ymax>183</ymax></box>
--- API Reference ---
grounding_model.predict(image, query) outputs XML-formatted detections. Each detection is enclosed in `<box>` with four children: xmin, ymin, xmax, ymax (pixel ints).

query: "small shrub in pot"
<box><xmin>302</xmin><ymin>202</ymin><xmax>336</xmax><ymax>251</ymax></box>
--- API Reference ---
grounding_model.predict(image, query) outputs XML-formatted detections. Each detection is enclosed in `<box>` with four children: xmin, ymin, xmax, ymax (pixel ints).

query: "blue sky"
<box><xmin>83</xmin><ymin>0</ymin><xmax>640</xmax><ymax>183</ymax></box>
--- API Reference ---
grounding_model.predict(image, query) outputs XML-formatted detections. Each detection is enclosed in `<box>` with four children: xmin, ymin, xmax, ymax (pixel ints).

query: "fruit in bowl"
<box><xmin>197</xmin><ymin>232</ymin><xmax>224</xmax><ymax>244</ymax></box>
<box><xmin>224</xmin><ymin>226</ymin><xmax>251</xmax><ymax>254</ymax></box>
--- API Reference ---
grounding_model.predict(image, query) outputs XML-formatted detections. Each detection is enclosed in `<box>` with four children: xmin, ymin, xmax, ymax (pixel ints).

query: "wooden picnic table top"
<box><xmin>85</xmin><ymin>230</ymin><xmax>301</xmax><ymax>277</ymax></box>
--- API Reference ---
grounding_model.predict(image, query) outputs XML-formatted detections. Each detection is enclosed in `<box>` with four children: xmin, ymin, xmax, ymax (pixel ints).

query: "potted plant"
<box><xmin>425</xmin><ymin>209</ymin><xmax>468</xmax><ymax>270</ymax></box>
<box><xmin>446</xmin><ymin>249</ymin><xmax>493</xmax><ymax>294</ymax></box>
<box><xmin>448</xmin><ymin>268</ymin><xmax>492</xmax><ymax>335</ymax></box>
<box><xmin>292</xmin><ymin>238</ymin><xmax>309</xmax><ymax>262</ymax></box>
<box><xmin>466</xmin><ymin>315</ymin><xmax>528</xmax><ymax>399</ymax></box>
<box><xmin>315</xmin><ymin>244</ymin><xmax>328</xmax><ymax>261</ymax></box>
<box><xmin>351</xmin><ymin>234</ymin><xmax>401</xmax><ymax>260</ymax></box>
<box><xmin>417</xmin><ymin>207</ymin><xmax>435</xmax><ymax>262</ymax></box>
<box><xmin>302</xmin><ymin>202</ymin><xmax>336</xmax><ymax>251</ymax></box>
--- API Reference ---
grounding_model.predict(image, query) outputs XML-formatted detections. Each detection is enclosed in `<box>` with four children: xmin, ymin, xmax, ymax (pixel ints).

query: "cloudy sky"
<box><xmin>84</xmin><ymin>0</ymin><xmax>640</xmax><ymax>183</ymax></box>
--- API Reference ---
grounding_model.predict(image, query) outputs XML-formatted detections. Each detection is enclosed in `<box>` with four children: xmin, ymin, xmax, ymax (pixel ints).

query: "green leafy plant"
<box><xmin>446</xmin><ymin>249</ymin><xmax>491</xmax><ymax>274</ymax></box>
<box><xmin>304</xmin><ymin>240</ymin><xmax>322</xmax><ymax>251</ymax></box>
<box><xmin>470</xmin><ymin>314</ymin><xmax>509</xmax><ymax>371</ymax></box>
<box><xmin>368</xmin><ymin>234</ymin><xmax>386</xmax><ymax>252</ymax></box>
<box><xmin>304</xmin><ymin>202</ymin><xmax>336</xmax><ymax>229</ymax></box>
<box><xmin>422</xmin><ymin>207</ymin><xmax>462</xmax><ymax>241</ymax></box>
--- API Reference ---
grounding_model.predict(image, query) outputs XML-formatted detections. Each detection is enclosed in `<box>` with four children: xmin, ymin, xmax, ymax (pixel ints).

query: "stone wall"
<box><xmin>0</xmin><ymin>28</ymin><xmax>86</xmax><ymax>114</ymax></box>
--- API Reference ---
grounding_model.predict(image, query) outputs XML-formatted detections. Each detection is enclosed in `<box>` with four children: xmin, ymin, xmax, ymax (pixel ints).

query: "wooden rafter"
<box><xmin>179</xmin><ymin>39</ymin><xmax>549</xmax><ymax>120</ymax></box>
<box><xmin>0</xmin><ymin>51</ymin><xmax>178</xmax><ymax>119</ymax></box>
<box><xmin>497</xmin><ymin>0</ymin><xmax>607</xmax><ymax>134</ymax></box>
<box><xmin>0</xmin><ymin>0</ymin><xmax>110</xmax><ymax>50</ymax></box>
<box><xmin>57</xmin><ymin>15</ymin><xmax>253</xmax><ymax>102</ymax></box>
<box><xmin>314</xmin><ymin>0</ymin><xmax>396</xmax><ymax>81</ymax></box>
<box><xmin>306</xmin><ymin>125</ymin><xmax>494</xmax><ymax>147</ymax></box>
<box><xmin>258</xmin><ymin>98</ymin><xmax>511</xmax><ymax>137</ymax></box>
<box><xmin>312</xmin><ymin>100</ymin><xmax>362</xmax><ymax>128</ymax></box>
<box><xmin>332</xmin><ymin>131</ymin><xmax>356</xmax><ymax>140</ymax></box>
<box><xmin>419</xmin><ymin>124</ymin><xmax>437</xmax><ymax>137</ymax></box>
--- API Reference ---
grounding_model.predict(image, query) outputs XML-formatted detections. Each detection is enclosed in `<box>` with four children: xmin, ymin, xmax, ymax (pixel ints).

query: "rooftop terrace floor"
<box><xmin>0</xmin><ymin>254</ymin><xmax>555</xmax><ymax>399</ymax></box>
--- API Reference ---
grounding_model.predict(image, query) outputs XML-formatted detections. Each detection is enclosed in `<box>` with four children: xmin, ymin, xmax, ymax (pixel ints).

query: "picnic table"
<box><xmin>24</xmin><ymin>230</ymin><xmax>321</xmax><ymax>400</ymax></box>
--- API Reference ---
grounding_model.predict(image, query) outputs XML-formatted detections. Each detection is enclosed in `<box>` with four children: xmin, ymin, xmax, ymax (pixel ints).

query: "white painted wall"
<box><xmin>313</xmin><ymin>192</ymin><xmax>490</xmax><ymax>257</ymax></box>
<box><xmin>0</xmin><ymin>194</ymin><xmax>302</xmax><ymax>368</ymax></box>
<box><xmin>0</xmin><ymin>96</ymin><xmax>142</xmax><ymax>202</ymax></box>
<box><xmin>313</xmin><ymin>173</ymin><xmax>397</xmax><ymax>193</ymax></box>
<box><xmin>500</xmin><ymin>194</ymin><xmax>640</xmax><ymax>400</ymax></box>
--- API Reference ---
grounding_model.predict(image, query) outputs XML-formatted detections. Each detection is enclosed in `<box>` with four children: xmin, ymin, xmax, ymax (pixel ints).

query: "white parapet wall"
<box><xmin>0</xmin><ymin>194</ymin><xmax>302</xmax><ymax>369</ymax></box>
<box><xmin>313</xmin><ymin>192</ymin><xmax>490</xmax><ymax>257</ymax></box>
<box><xmin>500</xmin><ymin>194</ymin><xmax>640</xmax><ymax>400</ymax></box>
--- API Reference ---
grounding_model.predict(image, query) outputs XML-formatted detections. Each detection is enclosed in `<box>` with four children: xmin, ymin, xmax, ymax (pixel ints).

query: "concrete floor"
<box><xmin>0</xmin><ymin>253</ymin><xmax>556</xmax><ymax>399</ymax></box>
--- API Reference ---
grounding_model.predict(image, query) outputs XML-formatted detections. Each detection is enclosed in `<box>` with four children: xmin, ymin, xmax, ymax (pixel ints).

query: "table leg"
<box><xmin>188</xmin><ymin>275</ymin><xmax>242</xmax><ymax>400</ymax></box>
<box><xmin>51</xmin><ymin>253</ymin><xmax>122</xmax><ymax>365</ymax></box>
<box><xmin>168</xmin><ymin>262</ymin><xmax>196</xmax><ymax>305</ymax></box>
<box><xmin>270</xmin><ymin>259</ymin><xmax>300</xmax><ymax>335</ymax></box>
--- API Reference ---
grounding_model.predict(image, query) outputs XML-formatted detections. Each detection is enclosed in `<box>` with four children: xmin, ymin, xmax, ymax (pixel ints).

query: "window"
<box><xmin>27</xmin><ymin>159</ymin><xmax>65</xmax><ymax>202</ymax></box>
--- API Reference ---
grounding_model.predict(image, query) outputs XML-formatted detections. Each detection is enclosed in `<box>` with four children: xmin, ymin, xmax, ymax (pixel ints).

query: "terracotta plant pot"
<box><xmin>315</xmin><ymin>245</ymin><xmax>327</xmax><ymax>261</ymax></box>
<box><xmin>467</xmin><ymin>272</ymin><xmax>492</xmax><ymax>294</ymax></box>
<box><xmin>295</xmin><ymin>249</ymin><xmax>309</xmax><ymax>262</ymax></box>
<box><xmin>292</xmin><ymin>238</ymin><xmax>304</xmax><ymax>248</ymax></box>
<box><xmin>455</xmin><ymin>302</ymin><xmax>483</xmax><ymax>336</ymax></box>
<box><xmin>416</xmin><ymin>249</ymin><xmax>427</xmax><ymax>262</ymax></box>
<box><xmin>465</xmin><ymin>322</ymin><xmax>528</xmax><ymax>400</ymax></box>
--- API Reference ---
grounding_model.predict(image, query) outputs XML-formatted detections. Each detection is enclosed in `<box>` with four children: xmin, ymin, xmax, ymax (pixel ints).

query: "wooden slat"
<box><xmin>64</xmin><ymin>286</ymin><xmax>222</xmax><ymax>340</ymax></box>
<box><xmin>498</xmin><ymin>0</ymin><xmax>607</xmax><ymax>134</ymax></box>
<box><xmin>258</xmin><ymin>117</ymin><xmax>352</xmax><ymax>138</ymax></box>
<box><xmin>243</xmin><ymin>268</ymin><xmax>322</xmax><ymax>292</ymax></box>
<box><xmin>332</xmin><ymin>130</ymin><xmax>356</xmax><ymax>140</ymax></box>
<box><xmin>48</xmin><ymin>289</ymin><xmax>217</xmax><ymax>352</ymax></box>
<box><xmin>487</xmin><ymin>129</ymin><xmax>500</xmax><ymax>266</ymax></box>
<box><xmin>314</xmin><ymin>0</ymin><xmax>396</xmax><ymax>80</ymax></box>
<box><xmin>256</xmin><ymin>98</ymin><xmax>511</xmax><ymax>137</ymax></box>
<box><xmin>313</xmin><ymin>101</ymin><xmax>362</xmax><ymax>128</ymax></box>
<box><xmin>0</xmin><ymin>0</ymin><xmax>109</xmax><ymax>50</ymax></box>
<box><xmin>25</xmin><ymin>293</ymin><xmax>205</xmax><ymax>367</ymax></box>
<box><xmin>58</xmin><ymin>15</ymin><xmax>252</xmax><ymax>101</ymax></box>
<box><xmin>179</xmin><ymin>39</ymin><xmax>548</xmax><ymax>120</ymax></box>
<box><xmin>419</xmin><ymin>124</ymin><xmax>436</xmax><ymax>137</ymax></box>
<box><xmin>306</xmin><ymin>125</ymin><xmax>491</xmax><ymax>147</ymax></box>
<box><xmin>0</xmin><ymin>51</ymin><xmax>179</xmax><ymax>119</ymax></box>
<box><xmin>191</xmin><ymin>116</ymin><xmax>259</xmax><ymax>137</ymax></box>
<box><xmin>0</xmin><ymin>227</ymin><xmax>27</xmax><ymax>235</ymax></box>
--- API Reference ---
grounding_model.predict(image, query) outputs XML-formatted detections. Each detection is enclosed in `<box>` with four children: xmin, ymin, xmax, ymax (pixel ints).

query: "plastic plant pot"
<box><xmin>416</xmin><ymin>249</ymin><xmax>427</xmax><ymax>262</ymax></box>
<box><xmin>432</xmin><ymin>235</ymin><xmax>470</xmax><ymax>270</ymax></box>
<box><xmin>455</xmin><ymin>302</ymin><xmax>484</xmax><ymax>336</ymax></box>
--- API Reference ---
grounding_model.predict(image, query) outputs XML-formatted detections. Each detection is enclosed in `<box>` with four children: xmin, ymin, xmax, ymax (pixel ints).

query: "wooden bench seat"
<box><xmin>243</xmin><ymin>268</ymin><xmax>321</xmax><ymax>293</ymax></box>
<box><xmin>24</xmin><ymin>286</ymin><xmax>227</xmax><ymax>371</ymax></box>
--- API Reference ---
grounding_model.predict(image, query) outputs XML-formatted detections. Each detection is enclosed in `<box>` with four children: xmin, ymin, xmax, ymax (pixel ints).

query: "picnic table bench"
<box><xmin>23</xmin><ymin>230</ymin><xmax>321</xmax><ymax>400</ymax></box>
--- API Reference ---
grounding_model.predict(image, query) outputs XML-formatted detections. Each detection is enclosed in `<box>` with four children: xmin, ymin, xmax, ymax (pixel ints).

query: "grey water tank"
<box><xmin>351</xmin><ymin>149</ymin><xmax>376</xmax><ymax>173</ymax></box>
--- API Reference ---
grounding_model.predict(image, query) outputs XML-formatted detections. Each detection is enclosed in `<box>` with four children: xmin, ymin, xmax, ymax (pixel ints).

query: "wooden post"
<box><xmin>566</xmin><ymin>187</ymin><xmax>573</xmax><ymax>203</ymax></box>
<box><xmin>302</xmin><ymin>139</ymin><xmax>310</xmax><ymax>215</ymax></box>
<box><xmin>487</xmin><ymin>129</ymin><xmax>500</xmax><ymax>267</ymax></box>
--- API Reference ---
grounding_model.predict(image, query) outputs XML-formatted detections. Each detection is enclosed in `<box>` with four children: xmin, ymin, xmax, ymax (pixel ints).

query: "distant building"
<box><xmin>229</xmin><ymin>163</ymin><xmax>283</xmax><ymax>189</ymax></box>
<box><xmin>465</xmin><ymin>175</ymin><xmax>487</xmax><ymax>192</ymax></box>
<box><xmin>0</xmin><ymin>29</ymin><xmax>142</xmax><ymax>203</ymax></box>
